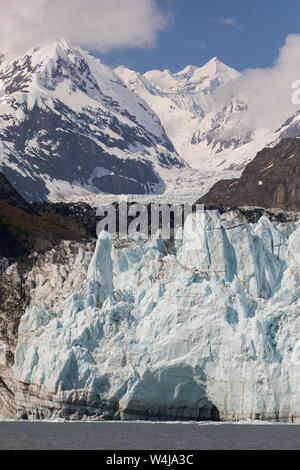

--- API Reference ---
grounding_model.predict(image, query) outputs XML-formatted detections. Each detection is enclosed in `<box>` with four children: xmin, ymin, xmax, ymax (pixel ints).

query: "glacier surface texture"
<box><xmin>13</xmin><ymin>210</ymin><xmax>300</xmax><ymax>421</ymax></box>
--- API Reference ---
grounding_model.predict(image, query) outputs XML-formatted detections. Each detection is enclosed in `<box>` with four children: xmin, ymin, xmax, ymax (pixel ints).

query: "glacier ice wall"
<box><xmin>13</xmin><ymin>210</ymin><xmax>300</xmax><ymax>421</ymax></box>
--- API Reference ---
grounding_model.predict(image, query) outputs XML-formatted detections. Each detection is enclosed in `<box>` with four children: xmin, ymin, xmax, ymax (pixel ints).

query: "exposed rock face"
<box><xmin>0</xmin><ymin>172</ymin><xmax>32</xmax><ymax>258</ymax></box>
<box><xmin>198</xmin><ymin>138</ymin><xmax>300</xmax><ymax>211</ymax></box>
<box><xmin>0</xmin><ymin>172</ymin><xmax>34</xmax><ymax>214</ymax></box>
<box><xmin>8</xmin><ymin>208</ymin><xmax>300</xmax><ymax>422</ymax></box>
<box><xmin>0</xmin><ymin>172</ymin><xmax>97</xmax><ymax>259</ymax></box>
<box><xmin>0</xmin><ymin>223</ymin><xmax>26</xmax><ymax>259</ymax></box>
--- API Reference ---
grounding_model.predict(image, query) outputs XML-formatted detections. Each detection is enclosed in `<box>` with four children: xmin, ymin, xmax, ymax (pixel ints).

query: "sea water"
<box><xmin>0</xmin><ymin>421</ymin><xmax>299</xmax><ymax>450</ymax></box>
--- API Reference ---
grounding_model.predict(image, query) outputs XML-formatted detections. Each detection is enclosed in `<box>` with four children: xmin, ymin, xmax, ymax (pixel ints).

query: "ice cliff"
<box><xmin>12</xmin><ymin>209</ymin><xmax>300</xmax><ymax>421</ymax></box>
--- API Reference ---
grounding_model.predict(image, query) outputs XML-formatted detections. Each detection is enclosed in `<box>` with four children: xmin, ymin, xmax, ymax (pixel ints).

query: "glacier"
<box><xmin>12</xmin><ymin>209</ymin><xmax>300</xmax><ymax>422</ymax></box>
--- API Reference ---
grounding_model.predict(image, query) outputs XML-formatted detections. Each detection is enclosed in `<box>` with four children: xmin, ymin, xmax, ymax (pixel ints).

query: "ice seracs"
<box><xmin>13</xmin><ymin>209</ymin><xmax>300</xmax><ymax>422</ymax></box>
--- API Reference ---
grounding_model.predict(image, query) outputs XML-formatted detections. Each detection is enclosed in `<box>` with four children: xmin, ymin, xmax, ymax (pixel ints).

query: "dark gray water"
<box><xmin>0</xmin><ymin>421</ymin><xmax>300</xmax><ymax>450</ymax></box>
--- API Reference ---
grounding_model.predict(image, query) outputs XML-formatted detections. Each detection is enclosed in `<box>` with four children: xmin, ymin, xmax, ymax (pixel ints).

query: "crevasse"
<box><xmin>13</xmin><ymin>210</ymin><xmax>300</xmax><ymax>421</ymax></box>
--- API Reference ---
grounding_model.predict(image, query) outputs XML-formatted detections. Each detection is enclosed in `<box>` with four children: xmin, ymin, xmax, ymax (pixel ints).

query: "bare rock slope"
<box><xmin>198</xmin><ymin>138</ymin><xmax>300</xmax><ymax>211</ymax></box>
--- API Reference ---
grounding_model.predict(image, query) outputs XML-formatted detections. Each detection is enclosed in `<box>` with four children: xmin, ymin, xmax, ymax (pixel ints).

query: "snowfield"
<box><xmin>0</xmin><ymin>39</ymin><xmax>184</xmax><ymax>201</ymax></box>
<box><xmin>116</xmin><ymin>58</ymin><xmax>300</xmax><ymax>172</ymax></box>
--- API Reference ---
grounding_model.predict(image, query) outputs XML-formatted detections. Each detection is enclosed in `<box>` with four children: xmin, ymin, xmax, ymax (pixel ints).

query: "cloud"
<box><xmin>0</xmin><ymin>0</ymin><xmax>169</xmax><ymax>55</ymax></box>
<box><xmin>220</xmin><ymin>18</ymin><xmax>241</xmax><ymax>30</ymax></box>
<box><xmin>213</xmin><ymin>34</ymin><xmax>300</xmax><ymax>134</ymax></box>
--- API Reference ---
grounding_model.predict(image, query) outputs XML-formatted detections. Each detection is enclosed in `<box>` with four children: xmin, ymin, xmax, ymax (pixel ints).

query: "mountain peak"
<box><xmin>175</xmin><ymin>65</ymin><xmax>198</xmax><ymax>76</ymax></box>
<box><xmin>176</xmin><ymin>58</ymin><xmax>221</xmax><ymax>76</ymax></box>
<box><xmin>55</xmin><ymin>37</ymin><xmax>72</xmax><ymax>50</ymax></box>
<box><xmin>207</xmin><ymin>56</ymin><xmax>218</xmax><ymax>63</ymax></box>
<box><xmin>143</xmin><ymin>57</ymin><xmax>239</xmax><ymax>97</ymax></box>
<box><xmin>205</xmin><ymin>56</ymin><xmax>220</xmax><ymax>68</ymax></box>
<box><xmin>199</xmin><ymin>56</ymin><xmax>236</xmax><ymax>76</ymax></box>
<box><xmin>0</xmin><ymin>38</ymin><xmax>102</xmax><ymax>99</ymax></box>
<box><xmin>28</xmin><ymin>37</ymin><xmax>76</xmax><ymax>56</ymax></box>
<box><xmin>26</xmin><ymin>38</ymin><xmax>83</xmax><ymax>68</ymax></box>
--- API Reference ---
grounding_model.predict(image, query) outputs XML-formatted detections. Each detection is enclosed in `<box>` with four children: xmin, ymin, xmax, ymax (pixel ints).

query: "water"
<box><xmin>0</xmin><ymin>421</ymin><xmax>300</xmax><ymax>450</ymax></box>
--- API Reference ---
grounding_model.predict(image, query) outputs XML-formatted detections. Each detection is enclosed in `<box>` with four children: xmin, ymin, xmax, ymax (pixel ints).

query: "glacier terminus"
<box><xmin>11</xmin><ymin>208</ymin><xmax>300</xmax><ymax>422</ymax></box>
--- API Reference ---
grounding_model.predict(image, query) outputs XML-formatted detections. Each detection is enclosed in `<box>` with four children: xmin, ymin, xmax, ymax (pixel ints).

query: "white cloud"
<box><xmin>214</xmin><ymin>34</ymin><xmax>300</xmax><ymax>133</ymax></box>
<box><xmin>220</xmin><ymin>17</ymin><xmax>241</xmax><ymax>30</ymax></box>
<box><xmin>0</xmin><ymin>0</ymin><xmax>168</xmax><ymax>55</ymax></box>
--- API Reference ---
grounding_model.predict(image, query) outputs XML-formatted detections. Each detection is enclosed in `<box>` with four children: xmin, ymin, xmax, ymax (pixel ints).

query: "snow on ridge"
<box><xmin>143</xmin><ymin>57</ymin><xmax>240</xmax><ymax>95</ymax></box>
<box><xmin>0</xmin><ymin>38</ymin><xmax>186</xmax><ymax>201</ymax></box>
<box><xmin>0</xmin><ymin>38</ymin><xmax>175</xmax><ymax>142</ymax></box>
<box><xmin>116</xmin><ymin>57</ymin><xmax>300</xmax><ymax>173</ymax></box>
<box><xmin>115</xmin><ymin>58</ymin><xmax>258</xmax><ymax>171</ymax></box>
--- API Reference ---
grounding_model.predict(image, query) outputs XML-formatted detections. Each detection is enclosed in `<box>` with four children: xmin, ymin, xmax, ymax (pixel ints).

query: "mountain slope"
<box><xmin>197</xmin><ymin>137</ymin><xmax>300</xmax><ymax>211</ymax></box>
<box><xmin>115</xmin><ymin>58</ymin><xmax>259</xmax><ymax>170</ymax></box>
<box><xmin>0</xmin><ymin>171</ymin><xmax>96</xmax><ymax>258</ymax></box>
<box><xmin>0</xmin><ymin>172</ymin><xmax>34</xmax><ymax>214</ymax></box>
<box><xmin>116</xmin><ymin>60</ymin><xmax>300</xmax><ymax>172</ymax></box>
<box><xmin>0</xmin><ymin>39</ymin><xmax>184</xmax><ymax>202</ymax></box>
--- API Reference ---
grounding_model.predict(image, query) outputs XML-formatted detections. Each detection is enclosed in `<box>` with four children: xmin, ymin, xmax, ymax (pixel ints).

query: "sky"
<box><xmin>1</xmin><ymin>0</ymin><xmax>300</xmax><ymax>74</ymax></box>
<box><xmin>99</xmin><ymin>0</ymin><xmax>300</xmax><ymax>73</ymax></box>
<box><xmin>0</xmin><ymin>1</ymin><xmax>300</xmax><ymax>151</ymax></box>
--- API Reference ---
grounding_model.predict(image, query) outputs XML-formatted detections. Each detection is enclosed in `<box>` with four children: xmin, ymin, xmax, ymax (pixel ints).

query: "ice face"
<box><xmin>13</xmin><ymin>210</ymin><xmax>300</xmax><ymax>421</ymax></box>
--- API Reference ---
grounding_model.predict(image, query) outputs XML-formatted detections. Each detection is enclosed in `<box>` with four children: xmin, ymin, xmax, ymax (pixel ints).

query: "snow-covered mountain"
<box><xmin>0</xmin><ymin>39</ymin><xmax>184</xmax><ymax>202</ymax></box>
<box><xmin>116</xmin><ymin>57</ymin><xmax>239</xmax><ymax>117</ymax></box>
<box><xmin>116</xmin><ymin>58</ymin><xmax>245</xmax><ymax>169</ymax></box>
<box><xmin>115</xmin><ymin>58</ymin><xmax>257</xmax><ymax>170</ymax></box>
<box><xmin>115</xmin><ymin>59</ymin><xmax>300</xmax><ymax>172</ymax></box>
<box><xmin>1</xmin><ymin>40</ymin><xmax>299</xmax><ymax>203</ymax></box>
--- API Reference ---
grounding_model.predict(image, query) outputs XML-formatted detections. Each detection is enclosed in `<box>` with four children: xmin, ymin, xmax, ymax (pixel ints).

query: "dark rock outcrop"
<box><xmin>197</xmin><ymin>138</ymin><xmax>300</xmax><ymax>211</ymax></box>
<box><xmin>0</xmin><ymin>172</ymin><xmax>97</xmax><ymax>259</ymax></box>
<box><xmin>0</xmin><ymin>172</ymin><xmax>34</xmax><ymax>214</ymax></box>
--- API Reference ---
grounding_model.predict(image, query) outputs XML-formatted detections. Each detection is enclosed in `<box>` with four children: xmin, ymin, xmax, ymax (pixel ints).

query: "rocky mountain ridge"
<box><xmin>0</xmin><ymin>171</ymin><xmax>97</xmax><ymax>260</ymax></box>
<box><xmin>116</xmin><ymin>59</ymin><xmax>300</xmax><ymax>173</ymax></box>
<box><xmin>0</xmin><ymin>39</ymin><xmax>184</xmax><ymax>202</ymax></box>
<box><xmin>198</xmin><ymin>137</ymin><xmax>300</xmax><ymax>212</ymax></box>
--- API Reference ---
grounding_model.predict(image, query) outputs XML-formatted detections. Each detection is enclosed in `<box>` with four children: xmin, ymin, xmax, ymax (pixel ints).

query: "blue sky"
<box><xmin>99</xmin><ymin>0</ymin><xmax>300</xmax><ymax>73</ymax></box>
